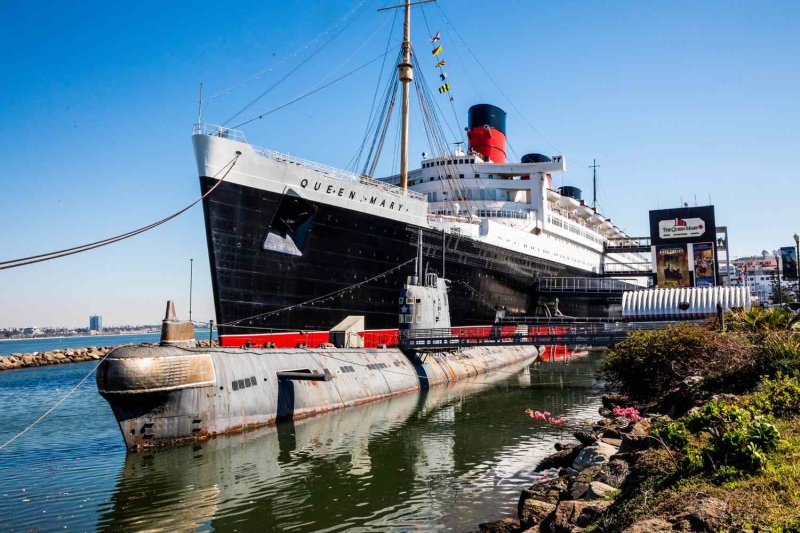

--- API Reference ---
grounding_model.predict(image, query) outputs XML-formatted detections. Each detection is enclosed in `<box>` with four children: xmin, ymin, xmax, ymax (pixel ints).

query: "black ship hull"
<box><xmin>201</xmin><ymin>177</ymin><xmax>609</xmax><ymax>336</ymax></box>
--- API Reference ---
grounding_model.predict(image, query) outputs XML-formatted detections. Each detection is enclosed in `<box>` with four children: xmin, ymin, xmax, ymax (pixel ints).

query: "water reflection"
<box><xmin>100</xmin><ymin>354</ymin><xmax>604</xmax><ymax>532</ymax></box>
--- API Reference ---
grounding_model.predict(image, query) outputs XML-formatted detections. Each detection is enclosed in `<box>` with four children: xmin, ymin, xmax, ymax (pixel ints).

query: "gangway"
<box><xmin>398</xmin><ymin>321</ymin><xmax>675</xmax><ymax>352</ymax></box>
<box><xmin>604</xmin><ymin>236</ymin><xmax>651</xmax><ymax>254</ymax></box>
<box><xmin>537</xmin><ymin>277</ymin><xmax>640</xmax><ymax>294</ymax></box>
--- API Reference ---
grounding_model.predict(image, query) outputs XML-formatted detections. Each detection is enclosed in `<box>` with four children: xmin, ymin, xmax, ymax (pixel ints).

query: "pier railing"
<box><xmin>398</xmin><ymin>321</ymin><xmax>677</xmax><ymax>351</ymax></box>
<box><xmin>194</xmin><ymin>122</ymin><xmax>426</xmax><ymax>201</ymax></box>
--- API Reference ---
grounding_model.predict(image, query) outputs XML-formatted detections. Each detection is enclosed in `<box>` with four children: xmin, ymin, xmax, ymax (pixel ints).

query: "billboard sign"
<box><xmin>658</xmin><ymin>217</ymin><xmax>706</xmax><ymax>240</ymax></box>
<box><xmin>649</xmin><ymin>206</ymin><xmax>716</xmax><ymax>246</ymax></box>
<box><xmin>693</xmin><ymin>242</ymin><xmax>716</xmax><ymax>287</ymax></box>
<box><xmin>781</xmin><ymin>246</ymin><xmax>798</xmax><ymax>280</ymax></box>
<box><xmin>656</xmin><ymin>244</ymin><xmax>690</xmax><ymax>288</ymax></box>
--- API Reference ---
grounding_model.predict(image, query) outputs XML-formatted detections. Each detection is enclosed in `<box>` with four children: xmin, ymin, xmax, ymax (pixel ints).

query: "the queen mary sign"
<box><xmin>649</xmin><ymin>206</ymin><xmax>716</xmax><ymax>246</ymax></box>
<box><xmin>658</xmin><ymin>217</ymin><xmax>706</xmax><ymax>239</ymax></box>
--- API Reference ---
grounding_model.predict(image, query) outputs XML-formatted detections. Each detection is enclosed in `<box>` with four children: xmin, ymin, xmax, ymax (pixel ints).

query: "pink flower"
<box><xmin>543</xmin><ymin>411</ymin><xmax>551</xmax><ymax>417</ymax></box>
<box><xmin>525</xmin><ymin>409</ymin><xmax>548</xmax><ymax>420</ymax></box>
<box><xmin>547</xmin><ymin>417</ymin><xmax>565</xmax><ymax>425</ymax></box>
<box><xmin>612</xmin><ymin>406</ymin><xmax>642</xmax><ymax>421</ymax></box>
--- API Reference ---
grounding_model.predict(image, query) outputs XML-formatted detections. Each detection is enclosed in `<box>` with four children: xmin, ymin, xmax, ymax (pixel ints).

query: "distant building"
<box><xmin>731</xmin><ymin>255</ymin><xmax>796</xmax><ymax>305</ymax></box>
<box><xmin>89</xmin><ymin>315</ymin><xmax>103</xmax><ymax>332</ymax></box>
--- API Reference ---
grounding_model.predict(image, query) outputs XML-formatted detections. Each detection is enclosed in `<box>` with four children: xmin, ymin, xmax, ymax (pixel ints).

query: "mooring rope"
<box><xmin>0</xmin><ymin>353</ymin><xmax>111</xmax><ymax>452</ymax></box>
<box><xmin>0</xmin><ymin>154</ymin><xmax>240</xmax><ymax>270</ymax></box>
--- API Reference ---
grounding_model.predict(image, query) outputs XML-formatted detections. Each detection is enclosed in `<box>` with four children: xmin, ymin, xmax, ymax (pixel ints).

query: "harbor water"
<box><xmin>0</xmin><ymin>351</ymin><xmax>605</xmax><ymax>531</ymax></box>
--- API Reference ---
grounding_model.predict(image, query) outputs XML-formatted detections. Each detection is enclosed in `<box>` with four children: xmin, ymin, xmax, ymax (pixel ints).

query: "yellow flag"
<box><xmin>432</xmin><ymin>45</ymin><xmax>443</xmax><ymax>56</ymax></box>
<box><xmin>438</xmin><ymin>82</ymin><xmax>450</xmax><ymax>94</ymax></box>
<box><xmin>435</xmin><ymin>59</ymin><xmax>446</xmax><ymax>68</ymax></box>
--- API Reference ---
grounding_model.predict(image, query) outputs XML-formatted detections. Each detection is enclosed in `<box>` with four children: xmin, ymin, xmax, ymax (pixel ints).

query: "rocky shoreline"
<box><xmin>475</xmin><ymin>394</ymin><xmax>721</xmax><ymax>533</ymax></box>
<box><xmin>0</xmin><ymin>340</ymin><xmax>217</xmax><ymax>371</ymax></box>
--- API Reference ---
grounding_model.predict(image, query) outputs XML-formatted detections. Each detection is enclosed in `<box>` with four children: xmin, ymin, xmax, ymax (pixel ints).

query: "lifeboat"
<box><xmin>557</xmin><ymin>195</ymin><xmax>580</xmax><ymax>211</ymax></box>
<box><xmin>587</xmin><ymin>213</ymin><xmax>605</xmax><ymax>226</ymax></box>
<box><xmin>546</xmin><ymin>189</ymin><xmax>560</xmax><ymax>202</ymax></box>
<box><xmin>576</xmin><ymin>204</ymin><xmax>594</xmax><ymax>219</ymax></box>
<box><xmin>598</xmin><ymin>220</ymin><xmax>614</xmax><ymax>232</ymax></box>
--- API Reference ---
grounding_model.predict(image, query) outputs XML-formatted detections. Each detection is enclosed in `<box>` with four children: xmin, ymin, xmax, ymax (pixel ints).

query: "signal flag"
<box><xmin>435</xmin><ymin>60</ymin><xmax>446</xmax><ymax>68</ymax></box>
<box><xmin>438</xmin><ymin>82</ymin><xmax>450</xmax><ymax>94</ymax></box>
<box><xmin>432</xmin><ymin>45</ymin><xmax>443</xmax><ymax>56</ymax></box>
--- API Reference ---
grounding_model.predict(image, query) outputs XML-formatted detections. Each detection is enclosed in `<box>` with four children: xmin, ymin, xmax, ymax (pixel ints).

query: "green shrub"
<box><xmin>682</xmin><ymin>398</ymin><xmax>780</xmax><ymax>476</ymax></box>
<box><xmin>726</xmin><ymin>307</ymin><xmax>800</xmax><ymax>334</ymax></box>
<box><xmin>746</xmin><ymin>373</ymin><xmax>800</xmax><ymax>418</ymax></box>
<box><xmin>652</xmin><ymin>419</ymin><xmax>689</xmax><ymax>448</ymax></box>
<box><xmin>602</xmin><ymin>323</ymin><xmax>752</xmax><ymax>401</ymax></box>
<box><xmin>754</xmin><ymin>333</ymin><xmax>800</xmax><ymax>379</ymax></box>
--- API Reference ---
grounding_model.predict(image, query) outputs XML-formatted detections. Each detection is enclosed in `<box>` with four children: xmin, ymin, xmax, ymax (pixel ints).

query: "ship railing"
<box><xmin>251</xmin><ymin>147</ymin><xmax>426</xmax><ymax>200</ymax></box>
<box><xmin>193</xmin><ymin>123</ymin><xmax>248</xmax><ymax>143</ymax></box>
<box><xmin>194</xmin><ymin>123</ymin><xmax>425</xmax><ymax>201</ymax></box>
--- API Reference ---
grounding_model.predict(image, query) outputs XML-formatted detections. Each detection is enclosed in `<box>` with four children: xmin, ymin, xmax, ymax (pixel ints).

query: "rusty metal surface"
<box><xmin>98</xmin><ymin>344</ymin><xmax>540</xmax><ymax>451</ymax></box>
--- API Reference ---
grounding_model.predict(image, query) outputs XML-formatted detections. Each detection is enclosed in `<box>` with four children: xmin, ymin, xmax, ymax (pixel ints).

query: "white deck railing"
<box><xmin>194</xmin><ymin>123</ymin><xmax>425</xmax><ymax>201</ymax></box>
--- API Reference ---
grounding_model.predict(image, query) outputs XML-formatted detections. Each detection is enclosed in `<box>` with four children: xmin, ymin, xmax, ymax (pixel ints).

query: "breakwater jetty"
<box><xmin>0</xmin><ymin>340</ymin><xmax>217</xmax><ymax>371</ymax></box>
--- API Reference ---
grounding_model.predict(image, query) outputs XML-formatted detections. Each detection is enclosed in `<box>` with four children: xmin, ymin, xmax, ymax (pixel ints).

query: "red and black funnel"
<box><xmin>466</xmin><ymin>104</ymin><xmax>507</xmax><ymax>163</ymax></box>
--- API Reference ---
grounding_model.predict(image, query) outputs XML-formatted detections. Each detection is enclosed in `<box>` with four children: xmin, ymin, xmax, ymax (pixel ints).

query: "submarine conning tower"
<box><xmin>466</xmin><ymin>103</ymin><xmax>507</xmax><ymax>163</ymax></box>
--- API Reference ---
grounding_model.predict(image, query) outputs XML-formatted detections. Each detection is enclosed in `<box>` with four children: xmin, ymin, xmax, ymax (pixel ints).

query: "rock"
<box><xmin>572</xmin><ymin>442</ymin><xmax>618</xmax><ymax>470</ymax></box>
<box><xmin>598</xmin><ymin>406</ymin><xmax>613</xmax><ymax>417</ymax></box>
<box><xmin>669</xmin><ymin>495</ymin><xmax>728</xmax><ymax>531</ymax></box>
<box><xmin>573</xmin><ymin>430</ymin><xmax>597</xmax><ymax>446</ymax></box>
<box><xmin>599</xmin><ymin>437</ymin><xmax>622</xmax><ymax>447</ymax></box>
<box><xmin>537</xmin><ymin>446</ymin><xmax>581</xmax><ymax>472</ymax></box>
<box><xmin>601</xmin><ymin>427</ymin><xmax>622</xmax><ymax>439</ymax></box>
<box><xmin>555</xmin><ymin>442</ymin><xmax>576</xmax><ymax>452</ymax></box>
<box><xmin>519</xmin><ymin>477</ymin><xmax>568</xmax><ymax>507</ymax></box>
<box><xmin>585</xmin><ymin>481</ymin><xmax>616</xmax><ymax>500</ymax></box>
<box><xmin>559</xmin><ymin>467</ymin><xmax>579</xmax><ymax>478</ymax></box>
<box><xmin>623</xmin><ymin>518</ymin><xmax>674</xmax><ymax>533</ymax></box>
<box><xmin>568</xmin><ymin>480</ymin><xmax>590</xmax><ymax>499</ymax></box>
<box><xmin>518</xmin><ymin>498</ymin><xmax>555</xmax><ymax>529</ymax></box>
<box><xmin>574</xmin><ymin>465</ymin><xmax>602</xmax><ymax>482</ymax></box>
<box><xmin>602</xmin><ymin>393</ymin><xmax>629</xmax><ymax>410</ymax></box>
<box><xmin>620</xmin><ymin>419</ymin><xmax>652</xmax><ymax>452</ymax></box>
<box><xmin>596</xmin><ymin>459</ymin><xmax>630</xmax><ymax>488</ymax></box>
<box><xmin>478</xmin><ymin>518</ymin><xmax>520</xmax><ymax>533</ymax></box>
<box><xmin>550</xmin><ymin>500</ymin><xmax>611</xmax><ymax>532</ymax></box>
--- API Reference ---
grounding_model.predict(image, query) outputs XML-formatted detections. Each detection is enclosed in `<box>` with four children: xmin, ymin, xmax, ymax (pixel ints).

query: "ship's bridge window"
<box><xmin>475</xmin><ymin>173</ymin><xmax>480</xmax><ymax>179</ymax></box>
<box><xmin>459</xmin><ymin>174</ymin><xmax>464</xmax><ymax>179</ymax></box>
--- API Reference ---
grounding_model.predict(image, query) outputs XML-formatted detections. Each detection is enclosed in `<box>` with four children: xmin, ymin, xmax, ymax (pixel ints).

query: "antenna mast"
<box><xmin>197</xmin><ymin>82</ymin><xmax>203</xmax><ymax>128</ymax></box>
<box><xmin>589</xmin><ymin>158</ymin><xmax>599</xmax><ymax>209</ymax></box>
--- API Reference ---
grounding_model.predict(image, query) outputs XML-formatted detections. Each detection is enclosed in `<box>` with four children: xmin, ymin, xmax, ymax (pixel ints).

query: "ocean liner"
<box><xmin>194</xmin><ymin>4</ymin><xmax>647</xmax><ymax>347</ymax></box>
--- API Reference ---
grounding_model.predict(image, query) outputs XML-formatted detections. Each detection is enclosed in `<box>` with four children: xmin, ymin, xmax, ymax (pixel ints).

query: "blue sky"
<box><xmin>1</xmin><ymin>0</ymin><xmax>799</xmax><ymax>327</ymax></box>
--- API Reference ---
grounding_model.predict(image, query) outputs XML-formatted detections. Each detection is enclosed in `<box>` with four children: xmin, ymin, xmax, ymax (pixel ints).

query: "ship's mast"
<box><xmin>379</xmin><ymin>0</ymin><xmax>436</xmax><ymax>195</ymax></box>
<box><xmin>399</xmin><ymin>0</ymin><xmax>412</xmax><ymax>194</ymax></box>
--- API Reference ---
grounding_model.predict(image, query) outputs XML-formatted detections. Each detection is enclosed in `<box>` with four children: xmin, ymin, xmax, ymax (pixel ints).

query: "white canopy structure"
<box><xmin>622</xmin><ymin>286</ymin><xmax>751</xmax><ymax>320</ymax></box>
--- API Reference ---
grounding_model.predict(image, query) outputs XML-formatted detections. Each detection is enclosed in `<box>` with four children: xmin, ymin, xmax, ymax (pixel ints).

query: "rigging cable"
<box><xmin>222</xmin><ymin>0</ymin><xmax>377</xmax><ymax>126</ymax></box>
<box><xmin>230</xmin><ymin>52</ymin><xmax>391</xmax><ymax>130</ymax></box>
<box><xmin>218</xmin><ymin>258</ymin><xmax>416</xmax><ymax>327</ymax></box>
<box><xmin>205</xmin><ymin>0</ymin><xmax>371</xmax><ymax>105</ymax></box>
<box><xmin>0</xmin><ymin>154</ymin><xmax>241</xmax><ymax>270</ymax></box>
<box><xmin>436</xmin><ymin>3</ymin><xmax>562</xmax><ymax>155</ymax></box>
<box><xmin>420</xmin><ymin>5</ymin><xmax>464</xmax><ymax>145</ymax></box>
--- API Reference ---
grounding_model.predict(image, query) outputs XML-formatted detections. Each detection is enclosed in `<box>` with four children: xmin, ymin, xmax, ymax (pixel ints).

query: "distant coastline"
<box><xmin>0</xmin><ymin>329</ymin><xmax>209</xmax><ymax>343</ymax></box>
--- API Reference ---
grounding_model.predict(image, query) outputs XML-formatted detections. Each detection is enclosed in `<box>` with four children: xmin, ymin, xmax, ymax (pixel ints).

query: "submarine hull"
<box><xmin>97</xmin><ymin>344</ymin><xmax>540</xmax><ymax>451</ymax></box>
